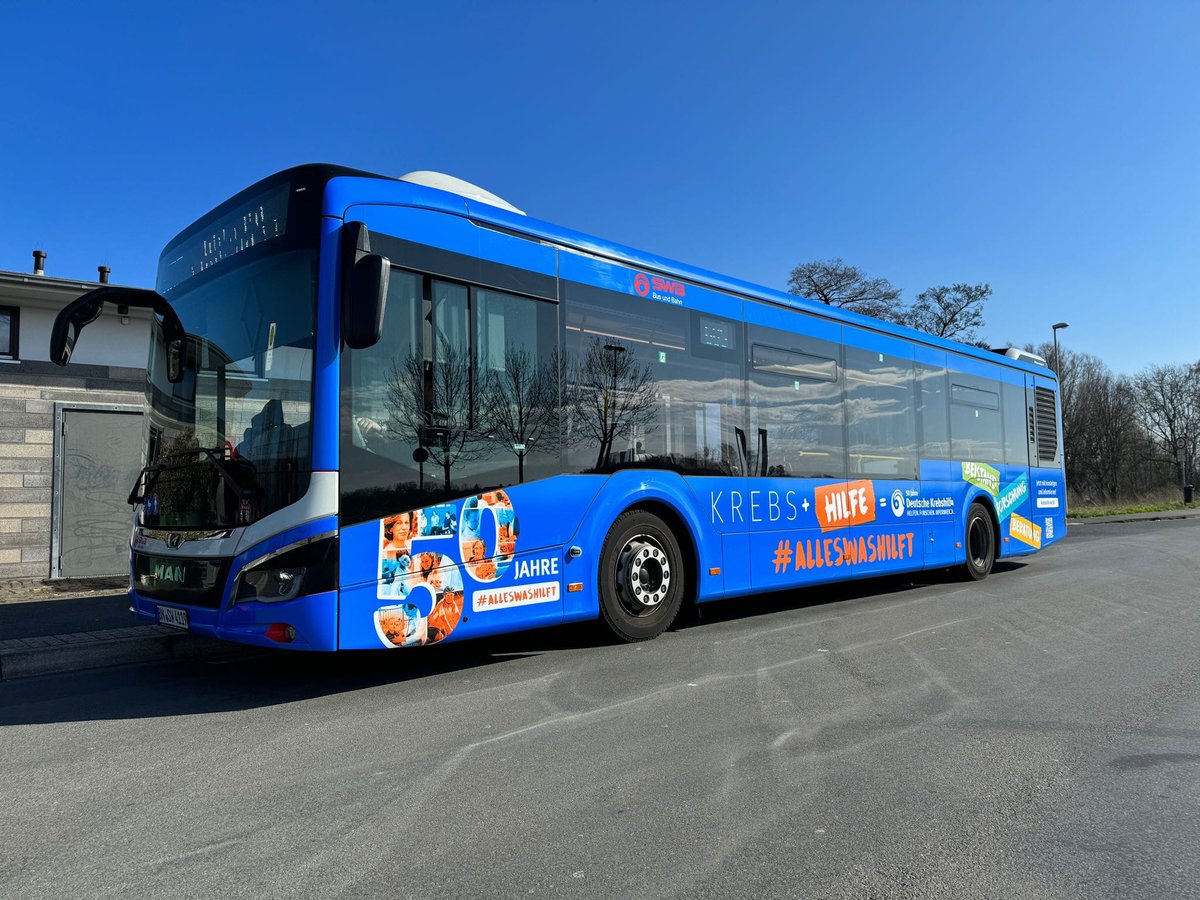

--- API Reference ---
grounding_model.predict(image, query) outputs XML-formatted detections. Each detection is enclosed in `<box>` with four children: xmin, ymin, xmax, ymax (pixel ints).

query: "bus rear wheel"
<box><xmin>598</xmin><ymin>510</ymin><xmax>686</xmax><ymax>642</ymax></box>
<box><xmin>963</xmin><ymin>502</ymin><xmax>995</xmax><ymax>581</ymax></box>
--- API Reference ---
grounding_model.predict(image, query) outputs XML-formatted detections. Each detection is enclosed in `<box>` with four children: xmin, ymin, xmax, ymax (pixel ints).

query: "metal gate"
<box><xmin>53</xmin><ymin>405</ymin><xmax>144</xmax><ymax>578</ymax></box>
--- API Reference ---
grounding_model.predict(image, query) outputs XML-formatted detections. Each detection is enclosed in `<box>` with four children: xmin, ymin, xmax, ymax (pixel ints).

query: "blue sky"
<box><xmin>2</xmin><ymin>1</ymin><xmax>1196</xmax><ymax>375</ymax></box>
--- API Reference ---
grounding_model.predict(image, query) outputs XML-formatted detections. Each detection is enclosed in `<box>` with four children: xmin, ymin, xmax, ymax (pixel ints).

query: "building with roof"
<box><xmin>0</xmin><ymin>251</ymin><xmax>151</xmax><ymax>580</ymax></box>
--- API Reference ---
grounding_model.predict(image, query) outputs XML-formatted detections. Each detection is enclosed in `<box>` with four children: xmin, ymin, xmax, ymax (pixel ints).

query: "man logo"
<box><xmin>890</xmin><ymin>489</ymin><xmax>905</xmax><ymax>518</ymax></box>
<box><xmin>633</xmin><ymin>273</ymin><xmax>650</xmax><ymax>296</ymax></box>
<box><xmin>168</xmin><ymin>533</ymin><xmax>184</xmax><ymax>549</ymax></box>
<box><xmin>152</xmin><ymin>562</ymin><xmax>185</xmax><ymax>583</ymax></box>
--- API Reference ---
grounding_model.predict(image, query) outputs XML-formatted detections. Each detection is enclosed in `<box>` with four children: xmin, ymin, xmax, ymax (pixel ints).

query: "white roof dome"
<box><xmin>398</xmin><ymin>171</ymin><xmax>525</xmax><ymax>215</ymax></box>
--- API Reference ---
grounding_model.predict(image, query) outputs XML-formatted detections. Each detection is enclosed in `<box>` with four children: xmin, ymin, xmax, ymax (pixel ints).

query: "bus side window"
<box><xmin>560</xmin><ymin>284</ymin><xmax>744</xmax><ymax>476</ymax></box>
<box><xmin>341</xmin><ymin>272</ymin><xmax>561</xmax><ymax>519</ymax></box>
<box><xmin>949</xmin><ymin>377</ymin><xmax>1003</xmax><ymax>463</ymax></box>
<box><xmin>917</xmin><ymin>362</ymin><xmax>950</xmax><ymax>460</ymax></box>
<box><xmin>746</xmin><ymin>325</ymin><xmax>845</xmax><ymax>480</ymax></box>
<box><xmin>467</xmin><ymin>287</ymin><xmax>561</xmax><ymax>488</ymax></box>
<box><xmin>843</xmin><ymin>343</ymin><xmax>917</xmax><ymax>479</ymax></box>
<box><xmin>1002</xmin><ymin>381</ymin><xmax>1030</xmax><ymax>466</ymax></box>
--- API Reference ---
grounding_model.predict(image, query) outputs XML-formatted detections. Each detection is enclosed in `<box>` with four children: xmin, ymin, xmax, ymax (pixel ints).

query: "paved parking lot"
<box><xmin>2</xmin><ymin>518</ymin><xmax>1199</xmax><ymax>899</ymax></box>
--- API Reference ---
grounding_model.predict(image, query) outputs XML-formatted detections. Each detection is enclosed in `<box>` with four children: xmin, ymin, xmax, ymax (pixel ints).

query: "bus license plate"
<box><xmin>157</xmin><ymin>605</ymin><xmax>189</xmax><ymax>630</ymax></box>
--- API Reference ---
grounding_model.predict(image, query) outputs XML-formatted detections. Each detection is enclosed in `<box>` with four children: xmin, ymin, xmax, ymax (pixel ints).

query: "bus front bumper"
<box><xmin>131</xmin><ymin>589</ymin><xmax>339</xmax><ymax>651</ymax></box>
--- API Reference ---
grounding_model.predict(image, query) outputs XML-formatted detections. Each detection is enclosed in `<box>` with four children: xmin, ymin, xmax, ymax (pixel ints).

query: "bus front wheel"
<box><xmin>963</xmin><ymin>502</ymin><xmax>996</xmax><ymax>581</ymax></box>
<box><xmin>598</xmin><ymin>510</ymin><xmax>686</xmax><ymax>642</ymax></box>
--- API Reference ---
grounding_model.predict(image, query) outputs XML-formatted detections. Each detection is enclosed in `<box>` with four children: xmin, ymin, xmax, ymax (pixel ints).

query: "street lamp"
<box><xmin>1052</xmin><ymin>322</ymin><xmax>1069</xmax><ymax>372</ymax></box>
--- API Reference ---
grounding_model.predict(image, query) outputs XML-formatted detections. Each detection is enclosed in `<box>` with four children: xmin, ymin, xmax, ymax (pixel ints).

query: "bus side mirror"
<box><xmin>341</xmin><ymin>220</ymin><xmax>390</xmax><ymax>350</ymax></box>
<box><xmin>343</xmin><ymin>253</ymin><xmax>390</xmax><ymax>350</ymax></box>
<box><xmin>51</xmin><ymin>286</ymin><xmax>186</xmax><ymax>383</ymax></box>
<box><xmin>49</xmin><ymin>296</ymin><xmax>105</xmax><ymax>367</ymax></box>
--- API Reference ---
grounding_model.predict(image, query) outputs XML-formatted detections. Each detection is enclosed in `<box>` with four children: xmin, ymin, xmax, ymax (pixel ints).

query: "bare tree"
<box><xmin>1075</xmin><ymin>367</ymin><xmax>1146</xmax><ymax>501</ymax></box>
<box><xmin>384</xmin><ymin>340</ymin><xmax>485</xmax><ymax>493</ymax></box>
<box><xmin>787</xmin><ymin>259</ymin><xmax>904</xmax><ymax>322</ymax></box>
<box><xmin>1134</xmin><ymin>363</ymin><xmax>1200</xmax><ymax>489</ymax></box>
<box><xmin>1037</xmin><ymin>342</ymin><xmax>1182</xmax><ymax>502</ymax></box>
<box><xmin>477</xmin><ymin>346</ymin><xmax>560</xmax><ymax>483</ymax></box>
<box><xmin>566</xmin><ymin>339</ymin><xmax>659</xmax><ymax>471</ymax></box>
<box><xmin>901</xmin><ymin>283</ymin><xmax>990</xmax><ymax>343</ymax></box>
<box><xmin>1046</xmin><ymin>347</ymin><xmax>1119</xmax><ymax>500</ymax></box>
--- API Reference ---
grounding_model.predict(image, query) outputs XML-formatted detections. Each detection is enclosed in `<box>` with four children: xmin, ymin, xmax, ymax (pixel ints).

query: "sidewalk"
<box><xmin>1066</xmin><ymin>506</ymin><xmax>1200</xmax><ymax>525</ymax></box>
<box><xmin>0</xmin><ymin>581</ymin><xmax>234</xmax><ymax>681</ymax></box>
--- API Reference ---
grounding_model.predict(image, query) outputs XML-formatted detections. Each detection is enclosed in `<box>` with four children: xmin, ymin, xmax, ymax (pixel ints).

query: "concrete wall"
<box><xmin>13</xmin><ymin>302</ymin><xmax>152</xmax><ymax>369</ymax></box>
<box><xmin>0</xmin><ymin>360</ymin><xmax>145</xmax><ymax>579</ymax></box>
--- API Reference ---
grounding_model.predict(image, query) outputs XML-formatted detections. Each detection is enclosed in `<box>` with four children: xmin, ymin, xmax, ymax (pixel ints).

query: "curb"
<box><xmin>0</xmin><ymin>626</ymin><xmax>236</xmax><ymax>681</ymax></box>
<box><xmin>1067</xmin><ymin>511</ymin><xmax>1200</xmax><ymax>526</ymax></box>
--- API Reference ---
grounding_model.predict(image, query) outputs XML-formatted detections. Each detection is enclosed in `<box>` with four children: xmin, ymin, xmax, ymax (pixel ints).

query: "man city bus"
<box><xmin>51</xmin><ymin>164</ymin><xmax>1067</xmax><ymax>651</ymax></box>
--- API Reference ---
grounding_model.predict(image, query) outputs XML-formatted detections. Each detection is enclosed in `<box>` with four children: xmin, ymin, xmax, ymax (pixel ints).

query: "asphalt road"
<box><xmin>2</xmin><ymin>519</ymin><xmax>1199</xmax><ymax>900</ymax></box>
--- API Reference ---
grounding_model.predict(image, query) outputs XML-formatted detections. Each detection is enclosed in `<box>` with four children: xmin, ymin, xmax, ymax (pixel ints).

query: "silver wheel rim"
<box><xmin>615</xmin><ymin>535</ymin><xmax>672</xmax><ymax>617</ymax></box>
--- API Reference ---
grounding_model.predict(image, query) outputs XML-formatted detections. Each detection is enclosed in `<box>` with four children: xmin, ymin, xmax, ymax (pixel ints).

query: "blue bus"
<box><xmin>51</xmin><ymin>164</ymin><xmax>1066</xmax><ymax>650</ymax></box>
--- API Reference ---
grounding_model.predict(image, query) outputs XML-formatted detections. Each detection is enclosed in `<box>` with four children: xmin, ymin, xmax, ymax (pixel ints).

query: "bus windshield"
<box><xmin>141</xmin><ymin>248</ymin><xmax>318</xmax><ymax>529</ymax></box>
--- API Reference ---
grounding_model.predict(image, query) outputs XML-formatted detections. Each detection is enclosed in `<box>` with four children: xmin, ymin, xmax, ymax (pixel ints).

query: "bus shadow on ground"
<box><xmin>0</xmin><ymin>563</ymin><xmax>1027</xmax><ymax>727</ymax></box>
<box><xmin>0</xmin><ymin>624</ymin><xmax>600</xmax><ymax>727</ymax></box>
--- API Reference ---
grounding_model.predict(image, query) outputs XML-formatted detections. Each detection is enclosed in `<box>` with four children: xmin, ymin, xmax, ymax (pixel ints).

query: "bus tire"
<box><xmin>963</xmin><ymin>502</ymin><xmax>995</xmax><ymax>581</ymax></box>
<box><xmin>598</xmin><ymin>509</ymin><xmax>686</xmax><ymax>642</ymax></box>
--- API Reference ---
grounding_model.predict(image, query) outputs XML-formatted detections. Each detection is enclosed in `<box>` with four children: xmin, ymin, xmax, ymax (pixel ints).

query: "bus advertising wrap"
<box><xmin>339</xmin><ymin>458</ymin><xmax>1065</xmax><ymax>651</ymax></box>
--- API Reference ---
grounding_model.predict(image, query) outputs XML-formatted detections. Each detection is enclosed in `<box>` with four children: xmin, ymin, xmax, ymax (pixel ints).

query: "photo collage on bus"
<box><xmin>374</xmin><ymin>490</ymin><xmax>524</xmax><ymax>648</ymax></box>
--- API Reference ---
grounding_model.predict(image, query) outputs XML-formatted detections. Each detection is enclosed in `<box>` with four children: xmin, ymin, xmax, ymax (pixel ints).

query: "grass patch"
<box><xmin>1069</xmin><ymin>500</ymin><xmax>1199</xmax><ymax>519</ymax></box>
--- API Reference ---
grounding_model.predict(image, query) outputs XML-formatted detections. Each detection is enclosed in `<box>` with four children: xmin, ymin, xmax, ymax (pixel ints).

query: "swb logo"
<box><xmin>633</xmin><ymin>272</ymin><xmax>686</xmax><ymax>298</ymax></box>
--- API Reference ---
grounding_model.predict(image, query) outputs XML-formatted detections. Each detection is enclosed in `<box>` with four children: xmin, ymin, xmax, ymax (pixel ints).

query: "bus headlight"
<box><xmin>234</xmin><ymin>535</ymin><xmax>337</xmax><ymax>605</ymax></box>
<box><xmin>242</xmin><ymin>566</ymin><xmax>305</xmax><ymax>602</ymax></box>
